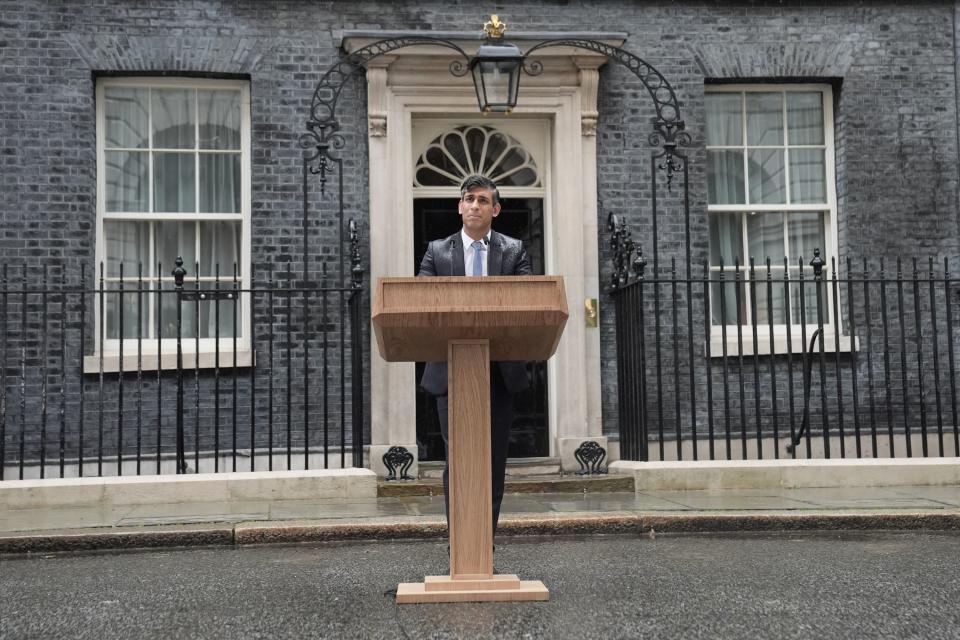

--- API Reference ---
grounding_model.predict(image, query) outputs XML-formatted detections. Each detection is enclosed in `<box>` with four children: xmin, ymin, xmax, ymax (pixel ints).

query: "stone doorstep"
<box><xmin>378</xmin><ymin>472</ymin><xmax>634</xmax><ymax>498</ymax></box>
<box><xmin>416</xmin><ymin>457</ymin><xmax>563</xmax><ymax>480</ymax></box>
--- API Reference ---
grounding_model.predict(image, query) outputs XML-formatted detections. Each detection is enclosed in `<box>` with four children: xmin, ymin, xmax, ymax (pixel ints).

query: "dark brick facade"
<box><xmin>2</xmin><ymin>1</ymin><xmax>959</xmax><ymax>467</ymax></box>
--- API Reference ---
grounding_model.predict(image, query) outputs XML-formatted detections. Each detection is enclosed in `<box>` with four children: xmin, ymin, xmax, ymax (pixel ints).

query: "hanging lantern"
<box><xmin>470</xmin><ymin>15</ymin><xmax>523</xmax><ymax>114</ymax></box>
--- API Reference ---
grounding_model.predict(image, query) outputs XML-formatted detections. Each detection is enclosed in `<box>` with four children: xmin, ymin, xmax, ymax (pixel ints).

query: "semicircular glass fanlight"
<box><xmin>414</xmin><ymin>125</ymin><xmax>541</xmax><ymax>188</ymax></box>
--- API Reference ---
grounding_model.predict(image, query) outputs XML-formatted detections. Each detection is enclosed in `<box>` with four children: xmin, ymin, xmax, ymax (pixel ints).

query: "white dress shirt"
<box><xmin>461</xmin><ymin>228</ymin><xmax>490</xmax><ymax>276</ymax></box>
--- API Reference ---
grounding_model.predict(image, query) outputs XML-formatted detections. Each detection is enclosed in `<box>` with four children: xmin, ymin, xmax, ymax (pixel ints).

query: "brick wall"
<box><xmin>1</xmin><ymin>0</ymin><xmax>958</xmax><ymax>464</ymax></box>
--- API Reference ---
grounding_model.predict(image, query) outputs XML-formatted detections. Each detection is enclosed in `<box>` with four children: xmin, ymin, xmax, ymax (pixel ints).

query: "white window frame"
<box><xmin>91</xmin><ymin>77</ymin><xmax>252</xmax><ymax>372</ymax></box>
<box><xmin>705</xmin><ymin>83</ymin><xmax>848</xmax><ymax>355</ymax></box>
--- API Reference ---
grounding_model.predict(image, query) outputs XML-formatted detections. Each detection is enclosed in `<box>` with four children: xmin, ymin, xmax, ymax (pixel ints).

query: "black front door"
<box><xmin>412</xmin><ymin>197</ymin><xmax>548</xmax><ymax>461</ymax></box>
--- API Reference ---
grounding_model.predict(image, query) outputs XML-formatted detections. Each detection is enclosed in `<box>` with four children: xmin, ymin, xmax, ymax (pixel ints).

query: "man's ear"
<box><xmin>492</xmin><ymin>203</ymin><xmax>502</xmax><ymax>217</ymax></box>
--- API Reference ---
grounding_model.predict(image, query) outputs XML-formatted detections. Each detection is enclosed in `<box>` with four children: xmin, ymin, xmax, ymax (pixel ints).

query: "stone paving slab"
<box><xmin>888</xmin><ymin>485</ymin><xmax>960</xmax><ymax>506</ymax></box>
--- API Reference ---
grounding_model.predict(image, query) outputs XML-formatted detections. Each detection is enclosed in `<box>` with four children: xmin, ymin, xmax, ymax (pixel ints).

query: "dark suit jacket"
<box><xmin>418</xmin><ymin>229</ymin><xmax>533</xmax><ymax>396</ymax></box>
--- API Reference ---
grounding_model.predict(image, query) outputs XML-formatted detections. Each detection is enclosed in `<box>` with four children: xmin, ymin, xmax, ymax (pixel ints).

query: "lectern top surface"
<box><xmin>371</xmin><ymin>276</ymin><xmax>568</xmax><ymax>363</ymax></box>
<box><xmin>373</xmin><ymin>276</ymin><xmax>567</xmax><ymax>313</ymax></box>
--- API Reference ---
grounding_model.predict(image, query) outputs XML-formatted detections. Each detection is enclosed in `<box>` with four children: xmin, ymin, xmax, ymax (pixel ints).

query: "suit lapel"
<box><xmin>449</xmin><ymin>234</ymin><xmax>466</xmax><ymax>276</ymax></box>
<box><xmin>488</xmin><ymin>231</ymin><xmax>503</xmax><ymax>276</ymax></box>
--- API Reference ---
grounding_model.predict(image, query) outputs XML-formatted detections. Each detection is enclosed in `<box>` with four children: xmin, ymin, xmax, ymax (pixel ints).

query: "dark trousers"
<box><xmin>436</xmin><ymin>366</ymin><xmax>513</xmax><ymax>537</ymax></box>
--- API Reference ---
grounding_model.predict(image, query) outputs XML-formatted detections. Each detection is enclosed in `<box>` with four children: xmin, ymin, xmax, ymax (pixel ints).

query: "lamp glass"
<box><xmin>472</xmin><ymin>58</ymin><xmax>521</xmax><ymax>112</ymax></box>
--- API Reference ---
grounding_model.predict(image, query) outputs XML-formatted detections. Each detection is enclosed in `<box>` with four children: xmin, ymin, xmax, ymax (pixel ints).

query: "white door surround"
<box><xmin>342</xmin><ymin>31</ymin><xmax>626</xmax><ymax>475</ymax></box>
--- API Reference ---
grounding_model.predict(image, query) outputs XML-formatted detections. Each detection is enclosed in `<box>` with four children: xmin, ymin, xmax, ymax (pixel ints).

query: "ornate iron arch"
<box><xmin>523</xmin><ymin>39</ymin><xmax>686</xmax><ymax>139</ymax></box>
<box><xmin>298</xmin><ymin>37</ymin><xmax>471</xmax><ymax>187</ymax></box>
<box><xmin>298</xmin><ymin>32</ymin><xmax>696</xmax><ymax>468</ymax></box>
<box><xmin>520</xmin><ymin>39</ymin><xmax>692</xmax><ymax>288</ymax></box>
<box><xmin>299</xmin><ymin>34</ymin><xmax>691</xmax><ymax>290</ymax></box>
<box><xmin>297</xmin><ymin>37</ymin><xmax>472</xmax><ymax>291</ymax></box>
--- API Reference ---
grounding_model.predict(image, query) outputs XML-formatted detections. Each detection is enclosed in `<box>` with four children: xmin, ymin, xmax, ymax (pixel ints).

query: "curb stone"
<box><xmin>2</xmin><ymin>510</ymin><xmax>958</xmax><ymax>555</ymax></box>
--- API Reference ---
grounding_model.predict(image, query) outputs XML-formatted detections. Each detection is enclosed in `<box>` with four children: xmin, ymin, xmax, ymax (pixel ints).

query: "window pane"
<box><xmin>198</xmin><ymin>90</ymin><xmax>241</xmax><ymax>150</ymax></box>
<box><xmin>199</xmin><ymin>153</ymin><xmax>240</xmax><ymax>213</ymax></box>
<box><xmin>422</xmin><ymin>146</ymin><xmax>460</xmax><ymax>181</ymax></box>
<box><xmin>155</xmin><ymin>221</ymin><xmax>196</xmax><ymax>274</ymax></box>
<box><xmin>789</xmin><ymin>149</ymin><xmax>826</xmax><ymax>204</ymax></box>
<box><xmin>198</xmin><ymin>221</ymin><xmax>242</xmax><ymax>278</ymax></box>
<box><xmin>105</xmin><ymin>151</ymin><xmax>149</xmax><ymax>212</ymax></box>
<box><xmin>199</xmin><ymin>296</ymin><xmax>239</xmax><ymax>339</ymax></box>
<box><xmin>152</xmin><ymin>89</ymin><xmax>195</xmax><ymax>149</ymax></box>
<box><xmin>705</xmin><ymin>93</ymin><xmax>743</xmax><ymax>146</ymax></box>
<box><xmin>443</xmin><ymin>132</ymin><xmax>470</xmax><ymax>172</ymax></box>
<box><xmin>787</xmin><ymin>212</ymin><xmax>825</xmax><ymax>261</ymax></box>
<box><xmin>104</xmin><ymin>220</ymin><xmax>150</xmax><ymax>278</ymax></box>
<box><xmin>790</xmin><ymin>271</ymin><xmax>830</xmax><ymax>325</ymax></box>
<box><xmin>415</xmin><ymin>165</ymin><xmax>454</xmax><ymax>186</ymax></box>
<box><xmin>465</xmin><ymin>126</ymin><xmax>486</xmax><ymax>161</ymax></box>
<box><xmin>484</xmin><ymin>133</ymin><xmax>507</xmax><ymax>173</ymax></box>
<box><xmin>707</xmin><ymin>150</ymin><xmax>745</xmax><ymax>204</ymax></box>
<box><xmin>160</xmin><ymin>281</ymin><xmax>197</xmax><ymax>339</ymax></box>
<box><xmin>752</xmin><ymin>270</ymin><xmax>787</xmax><ymax>325</ymax></box>
<box><xmin>710</xmin><ymin>213</ymin><xmax>742</xmax><ymax>265</ymax></box>
<box><xmin>748</xmin><ymin>149</ymin><xmax>786</xmax><ymax>204</ymax></box>
<box><xmin>787</xmin><ymin>92</ymin><xmax>824</xmax><ymax>145</ymax></box>
<box><xmin>105</xmin><ymin>285</ymin><xmax>150</xmax><ymax>340</ymax></box>
<box><xmin>501</xmin><ymin>167</ymin><xmax>537</xmax><ymax>186</ymax></box>
<box><xmin>746</xmin><ymin>212</ymin><xmax>784</xmax><ymax>262</ymax></box>
<box><xmin>711</xmin><ymin>280</ymin><xmax>746</xmax><ymax>325</ymax></box>
<box><xmin>746</xmin><ymin>92</ymin><xmax>783</xmax><ymax>146</ymax></box>
<box><xmin>104</xmin><ymin>88</ymin><xmax>148</xmax><ymax>149</ymax></box>
<box><xmin>154</xmin><ymin>152</ymin><xmax>196</xmax><ymax>213</ymax></box>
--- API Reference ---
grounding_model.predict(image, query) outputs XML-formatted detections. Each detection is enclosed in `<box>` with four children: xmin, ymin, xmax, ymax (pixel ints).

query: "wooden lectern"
<box><xmin>372</xmin><ymin>276</ymin><xmax>568</xmax><ymax>603</ymax></box>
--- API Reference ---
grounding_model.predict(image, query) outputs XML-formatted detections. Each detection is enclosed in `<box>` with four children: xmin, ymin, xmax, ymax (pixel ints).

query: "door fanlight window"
<box><xmin>414</xmin><ymin>125</ymin><xmax>541</xmax><ymax>187</ymax></box>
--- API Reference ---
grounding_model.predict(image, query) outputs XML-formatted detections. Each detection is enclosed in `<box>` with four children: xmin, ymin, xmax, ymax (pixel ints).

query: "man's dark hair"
<box><xmin>460</xmin><ymin>174</ymin><xmax>500</xmax><ymax>206</ymax></box>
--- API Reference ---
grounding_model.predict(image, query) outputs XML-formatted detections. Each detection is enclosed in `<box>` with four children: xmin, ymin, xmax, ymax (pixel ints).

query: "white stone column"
<box><xmin>366</xmin><ymin>58</ymin><xmax>419</xmax><ymax>477</ymax></box>
<box><xmin>556</xmin><ymin>58</ymin><xmax>608</xmax><ymax>472</ymax></box>
<box><xmin>548</xmin><ymin>93</ymin><xmax>588</xmax><ymax>461</ymax></box>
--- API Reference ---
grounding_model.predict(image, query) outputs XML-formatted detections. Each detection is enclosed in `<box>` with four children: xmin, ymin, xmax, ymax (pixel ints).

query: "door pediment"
<box><xmin>341</xmin><ymin>30</ymin><xmax>623</xmax><ymax>136</ymax></box>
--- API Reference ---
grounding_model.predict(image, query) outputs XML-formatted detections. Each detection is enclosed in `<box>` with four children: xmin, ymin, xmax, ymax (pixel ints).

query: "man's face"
<box><xmin>458</xmin><ymin>186</ymin><xmax>501</xmax><ymax>239</ymax></box>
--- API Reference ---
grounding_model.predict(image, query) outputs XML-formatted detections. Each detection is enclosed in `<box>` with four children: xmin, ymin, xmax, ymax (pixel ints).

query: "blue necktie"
<box><xmin>471</xmin><ymin>240</ymin><xmax>485</xmax><ymax>276</ymax></box>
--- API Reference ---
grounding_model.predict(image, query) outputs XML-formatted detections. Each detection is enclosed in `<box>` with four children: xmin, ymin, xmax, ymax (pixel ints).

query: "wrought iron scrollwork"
<box><xmin>300</xmin><ymin>36</ymin><xmax>471</xmax><ymax>181</ymax></box>
<box><xmin>523</xmin><ymin>39</ymin><xmax>684</xmax><ymax>126</ymax></box>
<box><xmin>301</xmin><ymin>36</ymin><xmax>473</xmax><ymax>286</ymax></box>
<box><xmin>608</xmin><ymin>211</ymin><xmax>645</xmax><ymax>290</ymax></box>
<box><xmin>574</xmin><ymin>440</ymin><xmax>607</xmax><ymax>475</ymax></box>
<box><xmin>349</xmin><ymin>218</ymin><xmax>363</xmax><ymax>289</ymax></box>
<box><xmin>650</xmin><ymin>121</ymin><xmax>691</xmax><ymax>193</ymax></box>
<box><xmin>522</xmin><ymin>58</ymin><xmax>543</xmax><ymax>76</ymax></box>
<box><xmin>304</xmin><ymin>34</ymin><xmax>690</xmax><ymax>291</ymax></box>
<box><xmin>523</xmin><ymin>39</ymin><xmax>689</xmax><ymax>190</ymax></box>
<box><xmin>382</xmin><ymin>445</ymin><xmax>415</xmax><ymax>481</ymax></box>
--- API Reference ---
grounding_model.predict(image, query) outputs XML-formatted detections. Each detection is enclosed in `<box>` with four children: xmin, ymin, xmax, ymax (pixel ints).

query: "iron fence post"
<box><xmin>173</xmin><ymin>257</ymin><xmax>187</xmax><ymax>474</ymax></box>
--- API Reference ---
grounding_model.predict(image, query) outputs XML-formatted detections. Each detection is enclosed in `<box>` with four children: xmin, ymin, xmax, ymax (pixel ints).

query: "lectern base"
<box><xmin>396</xmin><ymin>575</ymin><xmax>549</xmax><ymax>603</ymax></box>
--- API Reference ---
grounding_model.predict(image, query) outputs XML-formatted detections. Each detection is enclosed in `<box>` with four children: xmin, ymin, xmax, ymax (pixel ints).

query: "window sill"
<box><xmin>708</xmin><ymin>335</ymin><xmax>858</xmax><ymax>358</ymax></box>
<box><xmin>83</xmin><ymin>349</ymin><xmax>254</xmax><ymax>374</ymax></box>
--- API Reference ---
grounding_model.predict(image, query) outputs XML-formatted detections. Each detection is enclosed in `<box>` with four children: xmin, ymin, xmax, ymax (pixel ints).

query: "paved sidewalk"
<box><xmin>1</xmin><ymin>484</ymin><xmax>958</xmax><ymax>554</ymax></box>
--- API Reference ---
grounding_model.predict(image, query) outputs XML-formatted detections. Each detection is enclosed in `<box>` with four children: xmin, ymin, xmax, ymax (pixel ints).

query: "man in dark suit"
<box><xmin>417</xmin><ymin>174</ymin><xmax>532</xmax><ymax>539</ymax></box>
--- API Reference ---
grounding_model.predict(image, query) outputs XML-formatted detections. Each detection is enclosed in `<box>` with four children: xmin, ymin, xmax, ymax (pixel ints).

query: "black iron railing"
<box><xmin>0</xmin><ymin>260</ymin><xmax>365</xmax><ymax>480</ymax></box>
<box><xmin>611</xmin><ymin>249</ymin><xmax>960</xmax><ymax>461</ymax></box>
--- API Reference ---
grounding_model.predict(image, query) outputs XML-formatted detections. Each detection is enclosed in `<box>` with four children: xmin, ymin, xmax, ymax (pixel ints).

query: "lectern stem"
<box><xmin>447</xmin><ymin>339</ymin><xmax>493</xmax><ymax>578</ymax></box>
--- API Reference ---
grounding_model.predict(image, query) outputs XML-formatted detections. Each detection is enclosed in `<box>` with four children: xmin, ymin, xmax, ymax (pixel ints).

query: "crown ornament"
<box><xmin>483</xmin><ymin>15</ymin><xmax>507</xmax><ymax>39</ymax></box>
